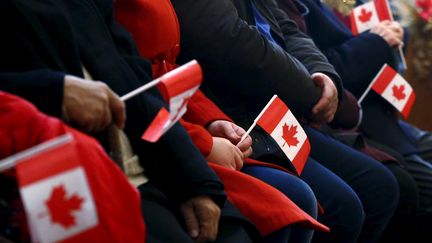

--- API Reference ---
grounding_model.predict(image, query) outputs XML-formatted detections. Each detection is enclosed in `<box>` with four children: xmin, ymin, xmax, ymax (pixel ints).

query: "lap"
<box><xmin>138</xmin><ymin>182</ymin><xmax>255</xmax><ymax>243</ymax></box>
<box><xmin>305</xmin><ymin>126</ymin><xmax>398</xmax><ymax>205</ymax></box>
<box><xmin>242</xmin><ymin>165</ymin><xmax>317</xmax><ymax>217</ymax></box>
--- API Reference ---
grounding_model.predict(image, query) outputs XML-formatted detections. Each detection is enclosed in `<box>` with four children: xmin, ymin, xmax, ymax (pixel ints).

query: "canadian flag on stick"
<box><xmin>142</xmin><ymin>61</ymin><xmax>202</xmax><ymax>142</ymax></box>
<box><xmin>120</xmin><ymin>60</ymin><xmax>202</xmax><ymax>142</ymax></box>
<box><xmin>350</xmin><ymin>0</ymin><xmax>393</xmax><ymax>35</ymax></box>
<box><xmin>359</xmin><ymin>64</ymin><xmax>416</xmax><ymax>118</ymax></box>
<box><xmin>240</xmin><ymin>95</ymin><xmax>310</xmax><ymax>174</ymax></box>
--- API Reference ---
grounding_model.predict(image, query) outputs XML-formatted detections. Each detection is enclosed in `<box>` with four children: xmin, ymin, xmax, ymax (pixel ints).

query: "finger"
<box><xmin>322</xmin><ymin>108</ymin><xmax>336</xmax><ymax>123</ymax></box>
<box><xmin>224</xmin><ymin>123</ymin><xmax>241</xmax><ymax>143</ymax></box>
<box><xmin>84</xmin><ymin>109</ymin><xmax>106</xmax><ymax>133</ymax></box>
<box><xmin>388</xmin><ymin>37</ymin><xmax>402</xmax><ymax>47</ymax></box>
<box><xmin>380</xmin><ymin>20</ymin><xmax>391</xmax><ymax>25</ymax></box>
<box><xmin>195</xmin><ymin>206</ymin><xmax>219</xmax><ymax>242</ymax></box>
<box><xmin>237</xmin><ymin>135</ymin><xmax>252</xmax><ymax>152</ymax></box>
<box><xmin>312</xmin><ymin>94</ymin><xmax>331</xmax><ymax>116</ymax></box>
<box><xmin>311</xmin><ymin>73</ymin><xmax>329</xmax><ymax>115</ymax></box>
<box><xmin>233</xmin><ymin>146</ymin><xmax>244</xmax><ymax>170</ymax></box>
<box><xmin>107</xmin><ymin>88</ymin><xmax>126</xmax><ymax>129</ymax></box>
<box><xmin>232</xmin><ymin>123</ymin><xmax>247</xmax><ymax>137</ymax></box>
<box><xmin>243</xmin><ymin>146</ymin><xmax>253</xmax><ymax>159</ymax></box>
<box><xmin>180</xmin><ymin>203</ymin><xmax>200</xmax><ymax>239</ymax></box>
<box><xmin>94</xmin><ymin>104</ymin><xmax>112</xmax><ymax>132</ymax></box>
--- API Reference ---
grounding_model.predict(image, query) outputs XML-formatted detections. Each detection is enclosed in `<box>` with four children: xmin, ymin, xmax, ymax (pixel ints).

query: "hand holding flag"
<box><xmin>350</xmin><ymin>0</ymin><xmax>407</xmax><ymax>69</ymax></box>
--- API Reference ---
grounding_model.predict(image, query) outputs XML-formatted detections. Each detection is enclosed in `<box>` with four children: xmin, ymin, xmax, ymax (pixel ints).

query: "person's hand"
<box><xmin>180</xmin><ymin>195</ymin><xmax>221</xmax><ymax>243</ymax></box>
<box><xmin>370</xmin><ymin>20</ymin><xmax>404</xmax><ymax>48</ymax></box>
<box><xmin>207</xmin><ymin>137</ymin><xmax>244</xmax><ymax>170</ymax></box>
<box><xmin>63</xmin><ymin>75</ymin><xmax>126</xmax><ymax>133</ymax></box>
<box><xmin>309</xmin><ymin>73</ymin><xmax>338</xmax><ymax>127</ymax></box>
<box><xmin>207</xmin><ymin>120</ymin><xmax>252</xmax><ymax>158</ymax></box>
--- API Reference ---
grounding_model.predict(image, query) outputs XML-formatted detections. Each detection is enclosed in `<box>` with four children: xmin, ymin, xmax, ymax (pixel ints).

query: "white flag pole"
<box><xmin>237</xmin><ymin>95</ymin><xmax>278</xmax><ymax>146</ymax></box>
<box><xmin>237</xmin><ymin>122</ymin><xmax>257</xmax><ymax>146</ymax></box>
<box><xmin>120</xmin><ymin>78</ymin><xmax>162</xmax><ymax>101</ymax></box>
<box><xmin>357</xmin><ymin>84</ymin><xmax>373</xmax><ymax>105</ymax></box>
<box><xmin>398</xmin><ymin>46</ymin><xmax>408</xmax><ymax>70</ymax></box>
<box><xmin>358</xmin><ymin>64</ymin><xmax>387</xmax><ymax>104</ymax></box>
<box><xmin>0</xmin><ymin>134</ymin><xmax>73</xmax><ymax>173</ymax></box>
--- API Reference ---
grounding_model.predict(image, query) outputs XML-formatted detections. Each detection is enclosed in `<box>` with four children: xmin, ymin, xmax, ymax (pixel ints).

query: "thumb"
<box><xmin>180</xmin><ymin>203</ymin><xmax>200</xmax><ymax>239</ymax></box>
<box><xmin>224</xmin><ymin>124</ymin><xmax>241</xmax><ymax>143</ymax></box>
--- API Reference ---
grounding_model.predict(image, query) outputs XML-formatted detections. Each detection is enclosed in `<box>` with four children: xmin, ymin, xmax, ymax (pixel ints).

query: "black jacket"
<box><xmin>0</xmin><ymin>0</ymin><xmax>226</xmax><ymax>205</ymax></box>
<box><xmin>172</xmin><ymin>0</ymin><xmax>342</xmax><ymax>124</ymax></box>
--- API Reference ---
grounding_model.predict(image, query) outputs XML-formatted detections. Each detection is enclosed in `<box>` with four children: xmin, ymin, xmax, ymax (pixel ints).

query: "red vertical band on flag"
<box><xmin>375</xmin><ymin>0</ymin><xmax>392</xmax><ymax>21</ymax></box>
<box><xmin>158</xmin><ymin>61</ymin><xmax>202</xmax><ymax>97</ymax></box>
<box><xmin>401</xmin><ymin>92</ymin><xmax>416</xmax><ymax>119</ymax></box>
<box><xmin>256</xmin><ymin>97</ymin><xmax>289</xmax><ymax>134</ymax></box>
<box><xmin>141</xmin><ymin>108</ymin><xmax>171</xmax><ymax>142</ymax></box>
<box><xmin>292</xmin><ymin>139</ymin><xmax>310</xmax><ymax>175</ymax></box>
<box><xmin>17</xmin><ymin>142</ymin><xmax>79</xmax><ymax>187</ymax></box>
<box><xmin>371</xmin><ymin>65</ymin><xmax>397</xmax><ymax>94</ymax></box>
<box><xmin>350</xmin><ymin>13</ymin><xmax>359</xmax><ymax>35</ymax></box>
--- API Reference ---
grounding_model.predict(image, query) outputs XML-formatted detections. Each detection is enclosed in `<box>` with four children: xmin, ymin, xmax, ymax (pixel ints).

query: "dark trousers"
<box><xmin>306</xmin><ymin>127</ymin><xmax>399</xmax><ymax>243</ymax></box>
<box><xmin>398</xmin><ymin>120</ymin><xmax>432</xmax><ymax>213</ymax></box>
<box><xmin>251</xmin><ymin>126</ymin><xmax>399</xmax><ymax>243</ymax></box>
<box><xmin>138</xmin><ymin>183</ymin><xmax>258</xmax><ymax>243</ymax></box>
<box><xmin>242</xmin><ymin>165</ymin><xmax>317</xmax><ymax>243</ymax></box>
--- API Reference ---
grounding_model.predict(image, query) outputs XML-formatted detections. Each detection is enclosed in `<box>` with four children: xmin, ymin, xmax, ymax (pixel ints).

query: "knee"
<box><xmin>289</xmin><ymin>179</ymin><xmax>318</xmax><ymax>218</ymax></box>
<box><xmin>367</xmin><ymin>164</ymin><xmax>400</xmax><ymax>213</ymax></box>
<box><xmin>332</xmin><ymin>188</ymin><xmax>366</xmax><ymax>230</ymax></box>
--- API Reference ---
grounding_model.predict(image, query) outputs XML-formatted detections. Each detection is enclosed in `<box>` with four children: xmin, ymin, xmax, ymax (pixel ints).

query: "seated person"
<box><xmin>280</xmin><ymin>0</ymin><xmax>431</xmax><ymax>241</ymax></box>
<box><xmin>171</xmin><ymin>0</ymin><xmax>399</xmax><ymax>242</ymax></box>
<box><xmin>0</xmin><ymin>0</ymin><xmax>258</xmax><ymax>242</ymax></box>
<box><xmin>115</xmin><ymin>1</ymin><xmax>330</xmax><ymax>242</ymax></box>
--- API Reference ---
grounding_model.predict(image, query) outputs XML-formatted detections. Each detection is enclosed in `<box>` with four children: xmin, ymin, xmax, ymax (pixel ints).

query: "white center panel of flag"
<box><xmin>20</xmin><ymin>167</ymin><xmax>98</xmax><ymax>243</ymax></box>
<box><xmin>380</xmin><ymin>74</ymin><xmax>413</xmax><ymax>112</ymax></box>
<box><xmin>269</xmin><ymin>110</ymin><xmax>307</xmax><ymax>162</ymax></box>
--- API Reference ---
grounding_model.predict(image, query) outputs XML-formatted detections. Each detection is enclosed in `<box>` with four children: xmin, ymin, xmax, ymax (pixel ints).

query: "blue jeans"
<box><xmin>242</xmin><ymin>165</ymin><xmax>317</xmax><ymax>243</ymax></box>
<box><xmin>305</xmin><ymin>127</ymin><xmax>399</xmax><ymax>243</ymax></box>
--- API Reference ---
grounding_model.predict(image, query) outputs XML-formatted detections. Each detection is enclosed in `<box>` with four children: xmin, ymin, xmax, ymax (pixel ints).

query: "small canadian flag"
<box><xmin>350</xmin><ymin>0</ymin><xmax>393</xmax><ymax>35</ymax></box>
<box><xmin>256</xmin><ymin>95</ymin><xmax>310</xmax><ymax>174</ymax></box>
<box><xmin>142</xmin><ymin>60</ymin><xmax>202</xmax><ymax>142</ymax></box>
<box><xmin>16</xmin><ymin>136</ymin><xmax>98</xmax><ymax>243</ymax></box>
<box><xmin>369</xmin><ymin>64</ymin><xmax>416</xmax><ymax>118</ymax></box>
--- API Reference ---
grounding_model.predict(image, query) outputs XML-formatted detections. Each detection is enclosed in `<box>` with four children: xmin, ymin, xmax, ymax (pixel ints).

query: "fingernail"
<box><xmin>190</xmin><ymin>230</ymin><xmax>199</xmax><ymax>238</ymax></box>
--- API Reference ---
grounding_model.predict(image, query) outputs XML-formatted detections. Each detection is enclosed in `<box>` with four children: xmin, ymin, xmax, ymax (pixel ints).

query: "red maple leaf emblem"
<box><xmin>392</xmin><ymin>84</ymin><xmax>406</xmax><ymax>101</ymax></box>
<box><xmin>45</xmin><ymin>184</ymin><xmax>84</xmax><ymax>229</ymax></box>
<box><xmin>358</xmin><ymin>8</ymin><xmax>373</xmax><ymax>23</ymax></box>
<box><xmin>281</xmin><ymin>123</ymin><xmax>300</xmax><ymax>147</ymax></box>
